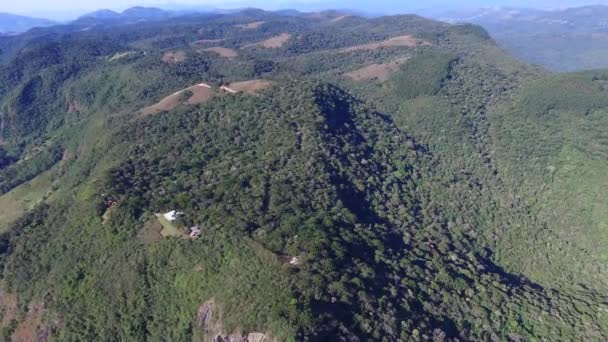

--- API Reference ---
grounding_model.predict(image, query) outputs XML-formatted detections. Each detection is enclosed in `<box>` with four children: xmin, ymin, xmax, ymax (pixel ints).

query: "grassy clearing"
<box><xmin>341</xmin><ymin>35</ymin><xmax>430</xmax><ymax>52</ymax></box>
<box><xmin>155</xmin><ymin>214</ymin><xmax>187</xmax><ymax>238</ymax></box>
<box><xmin>0</xmin><ymin>168</ymin><xmax>55</xmax><ymax>232</ymax></box>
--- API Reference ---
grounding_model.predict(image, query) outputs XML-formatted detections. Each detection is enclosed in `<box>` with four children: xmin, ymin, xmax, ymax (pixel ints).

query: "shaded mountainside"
<box><xmin>0</xmin><ymin>9</ymin><xmax>606</xmax><ymax>341</ymax></box>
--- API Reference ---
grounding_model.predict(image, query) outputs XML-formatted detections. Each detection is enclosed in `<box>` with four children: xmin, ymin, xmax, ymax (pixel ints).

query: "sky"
<box><xmin>4</xmin><ymin>0</ymin><xmax>608</xmax><ymax>20</ymax></box>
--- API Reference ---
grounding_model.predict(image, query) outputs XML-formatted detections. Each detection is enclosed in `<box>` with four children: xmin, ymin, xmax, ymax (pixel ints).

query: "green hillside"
<box><xmin>0</xmin><ymin>9</ymin><xmax>606</xmax><ymax>341</ymax></box>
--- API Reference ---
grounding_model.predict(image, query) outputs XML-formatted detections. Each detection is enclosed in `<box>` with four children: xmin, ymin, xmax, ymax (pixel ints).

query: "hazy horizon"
<box><xmin>4</xmin><ymin>0</ymin><xmax>608</xmax><ymax>21</ymax></box>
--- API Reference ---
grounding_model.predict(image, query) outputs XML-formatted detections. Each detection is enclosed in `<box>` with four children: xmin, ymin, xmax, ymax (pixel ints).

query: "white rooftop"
<box><xmin>163</xmin><ymin>210</ymin><xmax>182</xmax><ymax>221</ymax></box>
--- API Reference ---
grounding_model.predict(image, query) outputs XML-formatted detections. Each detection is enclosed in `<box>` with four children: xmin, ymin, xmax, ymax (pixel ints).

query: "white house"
<box><xmin>163</xmin><ymin>210</ymin><xmax>183</xmax><ymax>221</ymax></box>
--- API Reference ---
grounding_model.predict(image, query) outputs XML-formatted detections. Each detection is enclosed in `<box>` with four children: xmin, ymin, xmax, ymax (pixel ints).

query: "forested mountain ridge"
<box><xmin>0</xmin><ymin>9</ymin><xmax>606</xmax><ymax>341</ymax></box>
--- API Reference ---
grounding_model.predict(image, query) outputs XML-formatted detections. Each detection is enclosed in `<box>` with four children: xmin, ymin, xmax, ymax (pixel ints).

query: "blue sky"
<box><xmin>5</xmin><ymin>0</ymin><xmax>608</xmax><ymax>20</ymax></box>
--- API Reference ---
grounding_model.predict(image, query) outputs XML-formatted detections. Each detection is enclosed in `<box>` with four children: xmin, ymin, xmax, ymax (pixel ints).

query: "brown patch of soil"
<box><xmin>345</xmin><ymin>57</ymin><xmax>409</xmax><ymax>82</ymax></box>
<box><xmin>141</xmin><ymin>92</ymin><xmax>183</xmax><ymax>115</ymax></box>
<box><xmin>221</xmin><ymin>80</ymin><xmax>273</xmax><ymax>94</ymax></box>
<box><xmin>141</xmin><ymin>83</ymin><xmax>215</xmax><ymax>115</ymax></box>
<box><xmin>245</xmin><ymin>33</ymin><xmax>291</xmax><ymax>49</ymax></box>
<box><xmin>138</xmin><ymin>218</ymin><xmax>164</xmax><ymax>244</ymax></box>
<box><xmin>342</xmin><ymin>35</ymin><xmax>430</xmax><ymax>52</ymax></box>
<box><xmin>187</xmin><ymin>84</ymin><xmax>216</xmax><ymax>104</ymax></box>
<box><xmin>236</xmin><ymin>21</ymin><xmax>265</xmax><ymax>29</ymax></box>
<box><xmin>161</xmin><ymin>50</ymin><xmax>187</xmax><ymax>64</ymax></box>
<box><xmin>201</xmin><ymin>47</ymin><xmax>238</xmax><ymax>58</ymax></box>
<box><xmin>11</xmin><ymin>302</ymin><xmax>46</xmax><ymax>342</ymax></box>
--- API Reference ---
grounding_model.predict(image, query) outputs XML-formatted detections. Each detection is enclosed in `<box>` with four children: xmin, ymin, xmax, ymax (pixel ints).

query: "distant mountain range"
<box><xmin>78</xmin><ymin>7</ymin><xmax>173</xmax><ymax>21</ymax></box>
<box><xmin>0</xmin><ymin>7</ymin><xmax>197</xmax><ymax>33</ymax></box>
<box><xmin>6</xmin><ymin>4</ymin><xmax>608</xmax><ymax>71</ymax></box>
<box><xmin>436</xmin><ymin>5</ymin><xmax>608</xmax><ymax>70</ymax></box>
<box><xmin>0</xmin><ymin>6</ymin><xmax>357</xmax><ymax>36</ymax></box>
<box><xmin>439</xmin><ymin>5</ymin><xmax>608</xmax><ymax>30</ymax></box>
<box><xmin>0</xmin><ymin>13</ymin><xmax>56</xmax><ymax>33</ymax></box>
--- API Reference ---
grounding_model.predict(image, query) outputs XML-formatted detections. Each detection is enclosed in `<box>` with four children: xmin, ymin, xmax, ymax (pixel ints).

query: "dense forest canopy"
<box><xmin>0</xmin><ymin>8</ymin><xmax>606</xmax><ymax>341</ymax></box>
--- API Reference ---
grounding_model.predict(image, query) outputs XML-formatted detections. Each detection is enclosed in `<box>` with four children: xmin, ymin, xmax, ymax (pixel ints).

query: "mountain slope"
<box><xmin>488</xmin><ymin>71</ymin><xmax>608</xmax><ymax>289</ymax></box>
<box><xmin>0</xmin><ymin>9</ymin><xmax>606</xmax><ymax>341</ymax></box>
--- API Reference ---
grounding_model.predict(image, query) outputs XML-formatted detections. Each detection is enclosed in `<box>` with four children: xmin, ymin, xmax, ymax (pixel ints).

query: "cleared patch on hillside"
<box><xmin>141</xmin><ymin>83</ymin><xmax>215</xmax><ymax>115</ymax></box>
<box><xmin>0</xmin><ymin>286</ymin><xmax>18</xmax><ymax>326</ymax></box>
<box><xmin>201</xmin><ymin>47</ymin><xmax>238</xmax><ymax>58</ymax></box>
<box><xmin>344</xmin><ymin>58</ymin><xmax>409</xmax><ymax>82</ymax></box>
<box><xmin>11</xmin><ymin>303</ymin><xmax>47</xmax><ymax>342</ymax></box>
<box><xmin>0</xmin><ymin>167</ymin><xmax>55</xmax><ymax>232</ymax></box>
<box><xmin>342</xmin><ymin>35</ymin><xmax>430</xmax><ymax>52</ymax></box>
<box><xmin>137</xmin><ymin>217</ymin><xmax>164</xmax><ymax>244</ymax></box>
<box><xmin>141</xmin><ymin>92</ymin><xmax>183</xmax><ymax>115</ymax></box>
<box><xmin>155</xmin><ymin>213</ymin><xmax>188</xmax><ymax>238</ymax></box>
<box><xmin>236</xmin><ymin>21</ymin><xmax>265</xmax><ymax>30</ymax></box>
<box><xmin>187</xmin><ymin>84</ymin><xmax>216</xmax><ymax>104</ymax></box>
<box><xmin>221</xmin><ymin>80</ymin><xmax>273</xmax><ymax>94</ymax></box>
<box><xmin>245</xmin><ymin>33</ymin><xmax>291</xmax><ymax>49</ymax></box>
<box><xmin>161</xmin><ymin>50</ymin><xmax>187</xmax><ymax>64</ymax></box>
